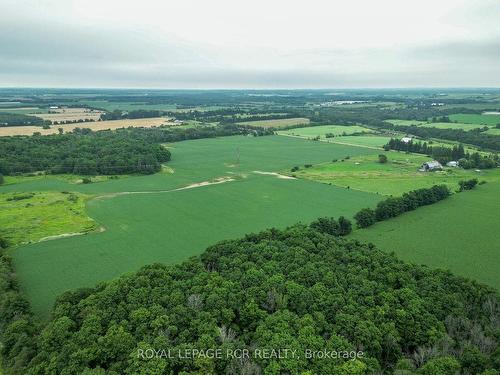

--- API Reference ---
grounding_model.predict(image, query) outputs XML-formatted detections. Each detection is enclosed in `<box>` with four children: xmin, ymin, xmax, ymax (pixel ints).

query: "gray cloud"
<box><xmin>1</xmin><ymin>0</ymin><xmax>499</xmax><ymax>88</ymax></box>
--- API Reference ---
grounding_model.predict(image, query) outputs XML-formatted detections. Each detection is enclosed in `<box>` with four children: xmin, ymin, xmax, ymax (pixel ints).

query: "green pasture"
<box><xmin>293</xmin><ymin>152</ymin><xmax>500</xmax><ymax>196</ymax></box>
<box><xmin>5</xmin><ymin>135</ymin><xmax>380</xmax><ymax>317</ymax></box>
<box><xmin>277</xmin><ymin>124</ymin><xmax>374</xmax><ymax>138</ymax></box>
<box><xmin>351</xmin><ymin>182</ymin><xmax>500</xmax><ymax>290</ymax></box>
<box><xmin>449</xmin><ymin>113</ymin><xmax>500</xmax><ymax>126</ymax></box>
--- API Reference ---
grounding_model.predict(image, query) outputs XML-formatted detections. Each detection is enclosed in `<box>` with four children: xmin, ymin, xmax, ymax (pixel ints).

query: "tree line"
<box><xmin>1</xmin><ymin>225</ymin><xmax>498</xmax><ymax>374</ymax></box>
<box><xmin>354</xmin><ymin>185</ymin><xmax>451</xmax><ymax>228</ymax></box>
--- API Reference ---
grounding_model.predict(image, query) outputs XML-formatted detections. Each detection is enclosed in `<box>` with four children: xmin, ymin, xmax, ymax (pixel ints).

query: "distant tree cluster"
<box><xmin>354</xmin><ymin>185</ymin><xmax>450</xmax><ymax>228</ymax></box>
<box><xmin>1</xmin><ymin>225</ymin><xmax>498</xmax><ymax>374</ymax></box>
<box><xmin>385</xmin><ymin>138</ymin><xmax>498</xmax><ymax>168</ymax></box>
<box><xmin>0</xmin><ymin>112</ymin><xmax>49</xmax><ymax>127</ymax></box>
<box><xmin>0</xmin><ymin>129</ymin><xmax>171</xmax><ymax>175</ymax></box>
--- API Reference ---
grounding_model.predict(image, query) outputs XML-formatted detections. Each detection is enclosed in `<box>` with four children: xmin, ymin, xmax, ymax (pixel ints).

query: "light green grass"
<box><xmin>0</xmin><ymin>191</ymin><xmax>96</xmax><ymax>247</ymax></box>
<box><xmin>7</xmin><ymin>135</ymin><xmax>380</xmax><ymax>317</ymax></box>
<box><xmin>237</xmin><ymin>117</ymin><xmax>310</xmax><ymax>128</ymax></box>
<box><xmin>449</xmin><ymin>114</ymin><xmax>500</xmax><ymax>126</ymax></box>
<box><xmin>293</xmin><ymin>152</ymin><xmax>500</xmax><ymax>196</ymax></box>
<box><xmin>485</xmin><ymin>128</ymin><xmax>500</xmax><ymax>135</ymax></box>
<box><xmin>350</xmin><ymin>182</ymin><xmax>500</xmax><ymax>290</ymax></box>
<box><xmin>277</xmin><ymin>124</ymin><xmax>373</xmax><ymax>138</ymax></box>
<box><xmin>326</xmin><ymin>135</ymin><xmax>392</xmax><ymax>148</ymax></box>
<box><xmin>387</xmin><ymin>119</ymin><xmax>427</xmax><ymax>126</ymax></box>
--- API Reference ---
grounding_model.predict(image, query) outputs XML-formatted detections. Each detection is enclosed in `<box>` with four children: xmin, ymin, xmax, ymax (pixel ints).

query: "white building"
<box><xmin>401</xmin><ymin>137</ymin><xmax>413</xmax><ymax>143</ymax></box>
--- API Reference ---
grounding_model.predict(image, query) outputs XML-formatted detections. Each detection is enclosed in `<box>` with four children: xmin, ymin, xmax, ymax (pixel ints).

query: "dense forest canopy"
<box><xmin>2</xmin><ymin>226</ymin><xmax>498</xmax><ymax>374</ymax></box>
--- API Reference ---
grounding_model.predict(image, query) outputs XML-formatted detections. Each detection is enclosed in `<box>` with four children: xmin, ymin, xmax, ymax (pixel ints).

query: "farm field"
<box><xmin>4</xmin><ymin>135</ymin><xmax>381</xmax><ymax>316</ymax></box>
<box><xmin>237</xmin><ymin>117</ymin><xmax>310</xmax><ymax>128</ymax></box>
<box><xmin>1</xmin><ymin>135</ymin><xmax>377</xmax><ymax>194</ymax></box>
<box><xmin>449</xmin><ymin>113</ymin><xmax>500</xmax><ymax>126</ymax></box>
<box><xmin>0</xmin><ymin>117</ymin><xmax>174</xmax><ymax>136</ymax></box>
<box><xmin>33</xmin><ymin>107</ymin><xmax>104</xmax><ymax>122</ymax></box>
<box><xmin>326</xmin><ymin>135</ymin><xmax>392</xmax><ymax>148</ymax></box>
<box><xmin>292</xmin><ymin>152</ymin><xmax>500</xmax><ymax>196</ymax></box>
<box><xmin>0</xmin><ymin>107</ymin><xmax>47</xmax><ymax>114</ymax></box>
<box><xmin>350</xmin><ymin>181</ymin><xmax>500</xmax><ymax>290</ymax></box>
<box><xmin>277</xmin><ymin>124</ymin><xmax>374</xmax><ymax>138</ymax></box>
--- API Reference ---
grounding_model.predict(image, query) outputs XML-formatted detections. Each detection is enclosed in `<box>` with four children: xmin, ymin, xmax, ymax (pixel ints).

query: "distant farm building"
<box><xmin>420</xmin><ymin>160</ymin><xmax>443</xmax><ymax>172</ymax></box>
<box><xmin>446</xmin><ymin>161</ymin><xmax>459</xmax><ymax>167</ymax></box>
<box><xmin>401</xmin><ymin>137</ymin><xmax>413</xmax><ymax>143</ymax></box>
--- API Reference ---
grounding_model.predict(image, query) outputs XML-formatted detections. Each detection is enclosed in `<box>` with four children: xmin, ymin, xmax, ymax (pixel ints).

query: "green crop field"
<box><xmin>237</xmin><ymin>117</ymin><xmax>310</xmax><ymax>128</ymax></box>
<box><xmin>449</xmin><ymin>113</ymin><xmax>500</xmax><ymax>126</ymax></box>
<box><xmin>4</xmin><ymin>135</ymin><xmax>381</xmax><ymax>317</ymax></box>
<box><xmin>350</xmin><ymin>182</ymin><xmax>500</xmax><ymax>290</ymax></box>
<box><xmin>277</xmin><ymin>124</ymin><xmax>374</xmax><ymax>138</ymax></box>
<box><xmin>293</xmin><ymin>152</ymin><xmax>500</xmax><ymax>196</ymax></box>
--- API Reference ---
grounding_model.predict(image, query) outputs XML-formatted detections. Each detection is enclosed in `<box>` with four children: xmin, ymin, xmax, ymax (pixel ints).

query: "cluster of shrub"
<box><xmin>354</xmin><ymin>185</ymin><xmax>451</xmax><ymax>228</ymax></box>
<box><xmin>459</xmin><ymin>178</ymin><xmax>479</xmax><ymax>191</ymax></box>
<box><xmin>1</xmin><ymin>225</ymin><xmax>498</xmax><ymax>374</ymax></box>
<box><xmin>385</xmin><ymin>138</ymin><xmax>499</xmax><ymax>169</ymax></box>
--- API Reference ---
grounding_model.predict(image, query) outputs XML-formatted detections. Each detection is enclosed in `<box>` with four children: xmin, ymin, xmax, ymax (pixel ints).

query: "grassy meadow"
<box><xmin>0</xmin><ymin>191</ymin><xmax>96</xmax><ymax>247</ymax></box>
<box><xmin>292</xmin><ymin>152</ymin><xmax>500</xmax><ymax>196</ymax></box>
<box><xmin>350</xmin><ymin>181</ymin><xmax>500</xmax><ymax>290</ymax></box>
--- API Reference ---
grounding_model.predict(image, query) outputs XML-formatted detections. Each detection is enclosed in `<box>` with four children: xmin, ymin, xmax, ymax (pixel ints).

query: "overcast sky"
<box><xmin>1</xmin><ymin>0</ymin><xmax>500</xmax><ymax>88</ymax></box>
